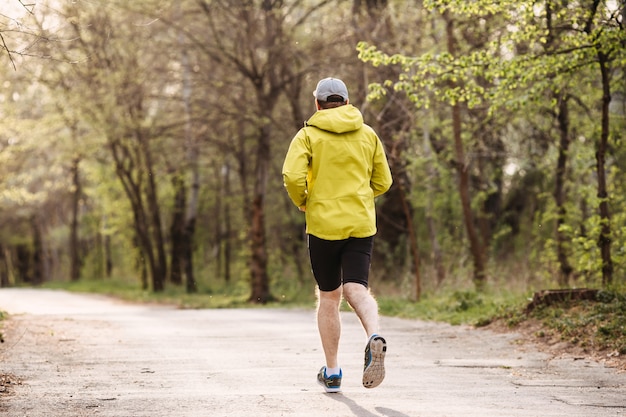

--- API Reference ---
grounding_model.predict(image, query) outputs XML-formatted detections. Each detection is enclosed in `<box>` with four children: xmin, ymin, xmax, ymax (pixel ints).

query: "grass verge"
<box><xmin>3</xmin><ymin>281</ymin><xmax>624</xmax><ymax>367</ymax></box>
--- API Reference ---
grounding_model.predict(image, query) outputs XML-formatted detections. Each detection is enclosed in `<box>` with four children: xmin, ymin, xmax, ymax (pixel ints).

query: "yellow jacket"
<box><xmin>282</xmin><ymin>104</ymin><xmax>393</xmax><ymax>240</ymax></box>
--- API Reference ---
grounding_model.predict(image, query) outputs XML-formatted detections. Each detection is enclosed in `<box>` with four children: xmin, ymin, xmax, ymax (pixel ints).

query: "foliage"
<box><xmin>358</xmin><ymin>0</ymin><xmax>626</xmax><ymax>287</ymax></box>
<box><xmin>0</xmin><ymin>1</ymin><xmax>625</xmax><ymax>303</ymax></box>
<box><xmin>360</xmin><ymin>0</ymin><xmax>626</xmax><ymax>112</ymax></box>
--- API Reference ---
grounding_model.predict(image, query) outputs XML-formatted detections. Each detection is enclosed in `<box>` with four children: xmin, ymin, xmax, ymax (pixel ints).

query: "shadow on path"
<box><xmin>327</xmin><ymin>394</ymin><xmax>411</xmax><ymax>417</ymax></box>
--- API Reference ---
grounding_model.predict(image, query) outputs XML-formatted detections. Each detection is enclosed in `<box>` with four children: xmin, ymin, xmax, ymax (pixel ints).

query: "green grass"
<box><xmin>39</xmin><ymin>278</ymin><xmax>245</xmax><ymax>308</ymax></box>
<box><xmin>377</xmin><ymin>289</ymin><xmax>527</xmax><ymax>326</ymax></box>
<box><xmin>39</xmin><ymin>278</ymin><xmax>316</xmax><ymax>310</ymax></box>
<box><xmin>375</xmin><ymin>286</ymin><xmax>625</xmax><ymax>357</ymax></box>
<box><xmin>42</xmin><ymin>279</ymin><xmax>528</xmax><ymax>326</ymax></box>
<box><xmin>4</xmin><ymin>279</ymin><xmax>624</xmax><ymax>358</ymax></box>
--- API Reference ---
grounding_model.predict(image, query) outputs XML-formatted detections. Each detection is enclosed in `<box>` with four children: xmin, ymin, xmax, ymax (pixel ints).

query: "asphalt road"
<box><xmin>0</xmin><ymin>288</ymin><xmax>624</xmax><ymax>417</ymax></box>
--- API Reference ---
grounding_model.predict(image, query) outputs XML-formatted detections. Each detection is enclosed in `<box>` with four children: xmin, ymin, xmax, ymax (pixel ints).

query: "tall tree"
<box><xmin>50</xmin><ymin>4</ymin><xmax>172</xmax><ymax>291</ymax></box>
<box><xmin>183</xmin><ymin>0</ymin><xmax>337</xmax><ymax>302</ymax></box>
<box><xmin>359</xmin><ymin>0</ymin><xmax>626</xmax><ymax>288</ymax></box>
<box><xmin>444</xmin><ymin>13</ymin><xmax>486</xmax><ymax>287</ymax></box>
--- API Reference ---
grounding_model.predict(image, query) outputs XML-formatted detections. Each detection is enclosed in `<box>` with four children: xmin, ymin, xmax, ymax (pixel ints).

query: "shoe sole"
<box><xmin>363</xmin><ymin>336</ymin><xmax>386</xmax><ymax>388</ymax></box>
<box><xmin>320</xmin><ymin>384</ymin><xmax>341</xmax><ymax>393</ymax></box>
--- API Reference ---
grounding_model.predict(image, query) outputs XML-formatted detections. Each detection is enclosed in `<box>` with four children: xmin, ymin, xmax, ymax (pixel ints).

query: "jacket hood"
<box><xmin>305</xmin><ymin>104</ymin><xmax>363</xmax><ymax>134</ymax></box>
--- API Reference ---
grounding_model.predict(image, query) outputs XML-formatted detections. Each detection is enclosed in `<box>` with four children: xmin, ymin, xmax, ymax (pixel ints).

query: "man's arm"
<box><xmin>282</xmin><ymin>130</ymin><xmax>311</xmax><ymax>208</ymax></box>
<box><xmin>371</xmin><ymin>137</ymin><xmax>393</xmax><ymax>197</ymax></box>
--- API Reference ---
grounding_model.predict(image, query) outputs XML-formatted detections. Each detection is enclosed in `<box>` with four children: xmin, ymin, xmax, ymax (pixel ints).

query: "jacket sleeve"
<box><xmin>282</xmin><ymin>129</ymin><xmax>311</xmax><ymax>208</ymax></box>
<box><xmin>370</xmin><ymin>136</ymin><xmax>393</xmax><ymax>197</ymax></box>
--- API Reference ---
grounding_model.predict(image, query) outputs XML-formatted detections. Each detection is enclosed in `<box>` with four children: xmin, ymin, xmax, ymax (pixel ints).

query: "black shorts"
<box><xmin>307</xmin><ymin>234</ymin><xmax>374</xmax><ymax>292</ymax></box>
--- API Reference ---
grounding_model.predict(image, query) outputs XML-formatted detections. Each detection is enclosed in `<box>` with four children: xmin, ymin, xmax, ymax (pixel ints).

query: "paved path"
<box><xmin>0</xmin><ymin>288</ymin><xmax>624</xmax><ymax>417</ymax></box>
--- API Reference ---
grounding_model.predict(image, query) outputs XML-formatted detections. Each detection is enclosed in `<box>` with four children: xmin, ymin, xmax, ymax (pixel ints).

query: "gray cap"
<box><xmin>313</xmin><ymin>77</ymin><xmax>349</xmax><ymax>101</ymax></box>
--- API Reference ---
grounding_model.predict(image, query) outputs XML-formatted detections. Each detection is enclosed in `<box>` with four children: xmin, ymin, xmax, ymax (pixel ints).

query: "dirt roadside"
<box><xmin>0</xmin><ymin>288</ymin><xmax>624</xmax><ymax>417</ymax></box>
<box><xmin>487</xmin><ymin>316</ymin><xmax>626</xmax><ymax>372</ymax></box>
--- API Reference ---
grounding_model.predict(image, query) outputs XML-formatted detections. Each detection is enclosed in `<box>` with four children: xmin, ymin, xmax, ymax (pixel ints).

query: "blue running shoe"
<box><xmin>317</xmin><ymin>366</ymin><xmax>342</xmax><ymax>393</ymax></box>
<box><xmin>363</xmin><ymin>334</ymin><xmax>386</xmax><ymax>388</ymax></box>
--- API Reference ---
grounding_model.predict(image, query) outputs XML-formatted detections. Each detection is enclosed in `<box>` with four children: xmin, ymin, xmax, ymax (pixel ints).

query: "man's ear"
<box><xmin>315</xmin><ymin>99</ymin><xmax>321</xmax><ymax>110</ymax></box>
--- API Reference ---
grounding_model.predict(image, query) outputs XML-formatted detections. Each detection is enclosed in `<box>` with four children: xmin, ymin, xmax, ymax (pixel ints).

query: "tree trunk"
<box><xmin>104</xmin><ymin>233</ymin><xmax>113</xmax><ymax>278</ymax></box>
<box><xmin>398</xmin><ymin>182</ymin><xmax>421</xmax><ymax>301</ymax></box>
<box><xmin>423</xmin><ymin>115</ymin><xmax>446</xmax><ymax>287</ymax></box>
<box><xmin>181</xmin><ymin>41</ymin><xmax>199</xmax><ymax>294</ymax></box>
<box><xmin>183</xmin><ymin>218</ymin><xmax>197</xmax><ymax>294</ymax></box>
<box><xmin>142</xmin><ymin>139</ymin><xmax>167</xmax><ymax>292</ymax></box>
<box><xmin>15</xmin><ymin>244</ymin><xmax>31</xmax><ymax>284</ymax></box>
<box><xmin>169</xmin><ymin>176</ymin><xmax>186</xmax><ymax>286</ymax></box>
<box><xmin>132</xmin><ymin>235</ymin><xmax>149</xmax><ymax>290</ymax></box>
<box><xmin>596</xmin><ymin>52</ymin><xmax>613</xmax><ymax>286</ymax></box>
<box><xmin>109</xmin><ymin>128</ymin><xmax>167</xmax><ymax>293</ymax></box>
<box><xmin>0</xmin><ymin>246</ymin><xmax>9</xmax><ymax>287</ymax></box>
<box><xmin>70</xmin><ymin>156</ymin><xmax>82</xmax><ymax>282</ymax></box>
<box><xmin>139</xmin><ymin>250</ymin><xmax>148</xmax><ymax>291</ymax></box>
<box><xmin>136</xmin><ymin>220</ymin><xmax>158</xmax><ymax>290</ymax></box>
<box><xmin>222</xmin><ymin>162</ymin><xmax>232</xmax><ymax>283</ymax></box>
<box><xmin>445</xmin><ymin>14</ymin><xmax>486</xmax><ymax>288</ymax></box>
<box><xmin>248</xmin><ymin>125</ymin><xmax>272</xmax><ymax>304</ymax></box>
<box><xmin>249</xmin><ymin>194</ymin><xmax>270</xmax><ymax>303</ymax></box>
<box><xmin>182</xmin><ymin>156</ymin><xmax>198</xmax><ymax>295</ymax></box>
<box><xmin>246</xmin><ymin>3</ymin><xmax>279</xmax><ymax>303</ymax></box>
<box><xmin>112</xmin><ymin>143</ymin><xmax>160</xmax><ymax>292</ymax></box>
<box><xmin>554</xmin><ymin>93</ymin><xmax>573</xmax><ymax>286</ymax></box>
<box><xmin>32</xmin><ymin>216</ymin><xmax>45</xmax><ymax>286</ymax></box>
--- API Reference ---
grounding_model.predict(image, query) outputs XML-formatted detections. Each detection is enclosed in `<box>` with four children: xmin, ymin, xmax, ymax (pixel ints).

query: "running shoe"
<box><xmin>317</xmin><ymin>366</ymin><xmax>342</xmax><ymax>393</ymax></box>
<box><xmin>362</xmin><ymin>334</ymin><xmax>386</xmax><ymax>388</ymax></box>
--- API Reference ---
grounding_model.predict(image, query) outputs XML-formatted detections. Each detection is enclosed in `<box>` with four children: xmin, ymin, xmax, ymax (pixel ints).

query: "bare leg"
<box><xmin>316</xmin><ymin>287</ymin><xmax>342</xmax><ymax>369</ymax></box>
<box><xmin>343</xmin><ymin>282</ymin><xmax>379</xmax><ymax>338</ymax></box>
<box><xmin>343</xmin><ymin>282</ymin><xmax>386</xmax><ymax>388</ymax></box>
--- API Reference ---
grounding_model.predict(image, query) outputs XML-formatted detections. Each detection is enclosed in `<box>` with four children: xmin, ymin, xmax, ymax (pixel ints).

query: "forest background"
<box><xmin>0</xmin><ymin>0</ymin><xmax>624</xmax><ymax>336</ymax></box>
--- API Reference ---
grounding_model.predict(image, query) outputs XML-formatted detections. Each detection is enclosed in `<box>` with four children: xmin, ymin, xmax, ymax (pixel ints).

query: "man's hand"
<box><xmin>299</xmin><ymin>206</ymin><xmax>306</xmax><ymax>212</ymax></box>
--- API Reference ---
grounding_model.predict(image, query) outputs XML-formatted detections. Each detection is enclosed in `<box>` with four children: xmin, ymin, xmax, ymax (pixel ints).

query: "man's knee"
<box><xmin>342</xmin><ymin>282</ymin><xmax>369</xmax><ymax>305</ymax></box>
<box><xmin>318</xmin><ymin>286</ymin><xmax>342</xmax><ymax>304</ymax></box>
